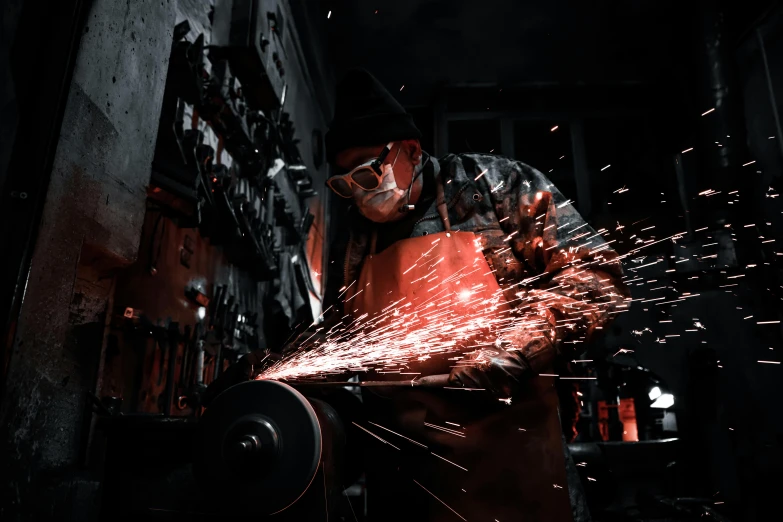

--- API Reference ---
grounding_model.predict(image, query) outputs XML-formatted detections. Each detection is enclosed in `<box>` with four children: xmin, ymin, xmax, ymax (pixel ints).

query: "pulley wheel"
<box><xmin>193</xmin><ymin>380</ymin><xmax>322</xmax><ymax>515</ymax></box>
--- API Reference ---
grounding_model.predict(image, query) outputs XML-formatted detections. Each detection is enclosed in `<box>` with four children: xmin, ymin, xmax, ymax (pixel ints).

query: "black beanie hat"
<box><xmin>325</xmin><ymin>68</ymin><xmax>421</xmax><ymax>163</ymax></box>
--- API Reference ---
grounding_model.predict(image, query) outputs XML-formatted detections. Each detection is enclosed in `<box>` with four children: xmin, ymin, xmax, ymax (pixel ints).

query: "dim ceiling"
<box><xmin>323</xmin><ymin>0</ymin><xmax>688</xmax><ymax>106</ymax></box>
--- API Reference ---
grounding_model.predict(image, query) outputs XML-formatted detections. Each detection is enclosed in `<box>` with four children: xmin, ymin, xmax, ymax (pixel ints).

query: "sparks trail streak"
<box><xmin>367</xmin><ymin>421</ymin><xmax>428</xmax><ymax>448</ymax></box>
<box><xmin>352</xmin><ymin>422</ymin><xmax>400</xmax><ymax>451</ymax></box>
<box><xmin>259</xmin><ymin>256</ymin><xmax>616</xmax><ymax>382</ymax></box>
<box><xmin>431</xmin><ymin>452</ymin><xmax>469</xmax><ymax>471</ymax></box>
<box><xmin>260</xmin><ymin>161</ymin><xmax>783</xmax><ymax>405</ymax></box>
<box><xmin>425</xmin><ymin>422</ymin><xmax>467</xmax><ymax>438</ymax></box>
<box><xmin>413</xmin><ymin>480</ymin><xmax>467</xmax><ymax>521</ymax></box>
<box><xmin>262</xmin><ymin>188</ymin><xmax>642</xmax><ymax>383</ymax></box>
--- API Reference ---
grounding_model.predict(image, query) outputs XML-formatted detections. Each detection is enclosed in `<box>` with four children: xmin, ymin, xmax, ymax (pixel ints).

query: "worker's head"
<box><xmin>325</xmin><ymin>69</ymin><xmax>422</xmax><ymax>222</ymax></box>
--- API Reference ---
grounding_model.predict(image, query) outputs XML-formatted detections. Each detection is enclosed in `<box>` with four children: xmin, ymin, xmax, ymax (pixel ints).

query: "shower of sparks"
<box><xmin>425</xmin><ymin>422</ymin><xmax>467</xmax><ymax>438</ymax></box>
<box><xmin>260</xmin><ymin>233</ymin><xmax>628</xmax><ymax>381</ymax></box>
<box><xmin>246</xmin><ymin>124</ymin><xmax>783</xmax><ymax>456</ymax></box>
<box><xmin>367</xmin><ymin>421</ymin><xmax>428</xmax><ymax>448</ymax></box>
<box><xmin>260</xmin><ymin>254</ymin><xmax>624</xmax><ymax>382</ymax></box>
<box><xmin>431</xmin><ymin>451</ymin><xmax>469</xmax><ymax>471</ymax></box>
<box><xmin>413</xmin><ymin>480</ymin><xmax>467</xmax><ymax>521</ymax></box>
<box><xmin>352</xmin><ymin>422</ymin><xmax>400</xmax><ymax>450</ymax></box>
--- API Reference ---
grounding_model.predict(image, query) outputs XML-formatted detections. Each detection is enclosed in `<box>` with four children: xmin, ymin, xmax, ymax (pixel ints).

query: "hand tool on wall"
<box><xmin>194</xmin><ymin>339</ymin><xmax>206</xmax><ymax>388</ymax></box>
<box><xmin>209</xmin><ymin>285</ymin><xmax>226</xmax><ymax>327</ymax></box>
<box><xmin>155</xmin><ymin>327</ymin><xmax>169</xmax><ymax>387</ymax></box>
<box><xmin>180</xmin><ymin>324</ymin><xmax>193</xmax><ymax>387</ymax></box>
<box><xmin>163</xmin><ymin>323</ymin><xmax>181</xmax><ymax>416</ymax></box>
<box><xmin>221</xmin><ymin>294</ymin><xmax>236</xmax><ymax>333</ymax></box>
<box><xmin>177</xmin><ymin>324</ymin><xmax>195</xmax><ymax>411</ymax></box>
<box><xmin>126</xmin><ymin>316</ymin><xmax>157</xmax><ymax>408</ymax></box>
<box><xmin>213</xmin><ymin>343</ymin><xmax>223</xmax><ymax>381</ymax></box>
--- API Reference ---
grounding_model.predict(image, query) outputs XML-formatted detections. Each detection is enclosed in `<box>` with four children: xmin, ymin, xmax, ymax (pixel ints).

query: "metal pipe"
<box><xmin>570</xmin><ymin>119</ymin><xmax>592</xmax><ymax>217</ymax></box>
<box><xmin>285</xmin><ymin>374</ymin><xmax>454</xmax><ymax>389</ymax></box>
<box><xmin>756</xmin><ymin>28</ymin><xmax>783</xmax><ymax>162</ymax></box>
<box><xmin>673</xmin><ymin>153</ymin><xmax>693</xmax><ymax>236</ymax></box>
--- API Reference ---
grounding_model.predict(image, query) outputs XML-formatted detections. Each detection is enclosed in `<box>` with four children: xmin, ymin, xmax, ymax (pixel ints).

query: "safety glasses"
<box><xmin>326</xmin><ymin>142</ymin><xmax>398</xmax><ymax>198</ymax></box>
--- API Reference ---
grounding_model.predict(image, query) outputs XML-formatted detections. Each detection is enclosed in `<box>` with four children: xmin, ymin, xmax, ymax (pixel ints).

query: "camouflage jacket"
<box><xmin>323</xmin><ymin>152</ymin><xmax>630</xmax><ymax>370</ymax></box>
<box><xmin>318</xmin><ymin>152</ymin><xmax>627</xmax><ymax>522</ymax></box>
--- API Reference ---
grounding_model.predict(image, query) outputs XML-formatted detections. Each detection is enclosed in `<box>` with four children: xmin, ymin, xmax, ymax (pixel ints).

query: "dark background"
<box><xmin>1</xmin><ymin>0</ymin><xmax>783</xmax><ymax>520</ymax></box>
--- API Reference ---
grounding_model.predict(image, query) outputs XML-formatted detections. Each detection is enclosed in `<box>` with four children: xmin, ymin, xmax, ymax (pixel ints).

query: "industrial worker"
<box><xmin>205</xmin><ymin>69</ymin><xmax>628</xmax><ymax>521</ymax></box>
<box><xmin>315</xmin><ymin>69</ymin><xmax>630</xmax><ymax>522</ymax></box>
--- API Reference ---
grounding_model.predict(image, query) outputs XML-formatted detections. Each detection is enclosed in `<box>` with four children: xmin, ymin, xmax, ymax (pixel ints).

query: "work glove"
<box><xmin>447</xmin><ymin>323</ymin><xmax>559</xmax><ymax>397</ymax></box>
<box><xmin>448</xmin><ymin>347</ymin><xmax>533</xmax><ymax>398</ymax></box>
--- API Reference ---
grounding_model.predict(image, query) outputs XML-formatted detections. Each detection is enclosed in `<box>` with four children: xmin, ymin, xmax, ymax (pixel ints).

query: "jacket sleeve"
<box><xmin>484</xmin><ymin>159</ymin><xmax>631</xmax><ymax>372</ymax></box>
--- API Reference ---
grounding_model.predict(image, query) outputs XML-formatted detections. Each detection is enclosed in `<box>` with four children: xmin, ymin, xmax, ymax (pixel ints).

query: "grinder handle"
<box><xmin>286</xmin><ymin>373</ymin><xmax>454</xmax><ymax>388</ymax></box>
<box><xmin>411</xmin><ymin>374</ymin><xmax>451</xmax><ymax>387</ymax></box>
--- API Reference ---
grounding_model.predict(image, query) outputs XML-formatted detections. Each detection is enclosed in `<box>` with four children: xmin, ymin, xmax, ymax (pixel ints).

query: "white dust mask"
<box><xmin>353</xmin><ymin>146</ymin><xmax>410</xmax><ymax>223</ymax></box>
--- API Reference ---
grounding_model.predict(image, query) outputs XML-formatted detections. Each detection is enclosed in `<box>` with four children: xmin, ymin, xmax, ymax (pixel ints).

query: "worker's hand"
<box><xmin>448</xmin><ymin>348</ymin><xmax>533</xmax><ymax>397</ymax></box>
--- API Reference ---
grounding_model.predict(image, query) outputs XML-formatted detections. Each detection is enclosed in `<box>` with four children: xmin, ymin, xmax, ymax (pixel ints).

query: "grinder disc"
<box><xmin>193</xmin><ymin>380</ymin><xmax>322</xmax><ymax>515</ymax></box>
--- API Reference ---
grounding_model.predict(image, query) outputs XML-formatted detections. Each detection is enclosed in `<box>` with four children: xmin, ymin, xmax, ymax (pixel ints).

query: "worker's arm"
<box><xmin>450</xmin><ymin>159</ymin><xmax>630</xmax><ymax>393</ymax></box>
<box><xmin>495</xmin><ymin>161</ymin><xmax>630</xmax><ymax>369</ymax></box>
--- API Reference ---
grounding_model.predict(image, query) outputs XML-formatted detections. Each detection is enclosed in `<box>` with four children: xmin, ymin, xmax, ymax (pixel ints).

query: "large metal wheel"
<box><xmin>193</xmin><ymin>380</ymin><xmax>322</xmax><ymax>516</ymax></box>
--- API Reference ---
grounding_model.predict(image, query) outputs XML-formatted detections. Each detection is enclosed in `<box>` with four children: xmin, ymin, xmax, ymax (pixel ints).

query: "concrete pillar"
<box><xmin>695</xmin><ymin>0</ymin><xmax>755</xmax><ymax>228</ymax></box>
<box><xmin>0</xmin><ymin>1</ymin><xmax>175</xmax><ymax>519</ymax></box>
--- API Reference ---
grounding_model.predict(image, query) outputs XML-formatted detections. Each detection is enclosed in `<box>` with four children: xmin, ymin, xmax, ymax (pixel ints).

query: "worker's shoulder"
<box><xmin>439</xmin><ymin>152</ymin><xmax>518</xmax><ymax>171</ymax></box>
<box><xmin>439</xmin><ymin>152</ymin><xmax>542</xmax><ymax>186</ymax></box>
